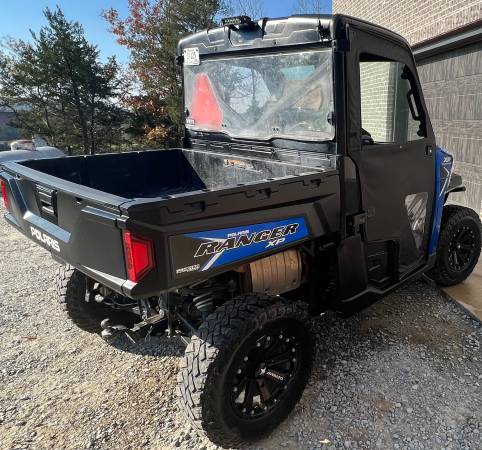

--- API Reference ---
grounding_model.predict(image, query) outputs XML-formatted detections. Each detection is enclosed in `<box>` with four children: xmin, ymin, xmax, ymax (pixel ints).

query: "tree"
<box><xmin>293</xmin><ymin>0</ymin><xmax>331</xmax><ymax>14</ymax></box>
<box><xmin>0</xmin><ymin>7</ymin><xmax>127</xmax><ymax>154</ymax></box>
<box><xmin>104</xmin><ymin>0</ymin><xmax>230</xmax><ymax>146</ymax></box>
<box><xmin>229</xmin><ymin>0</ymin><xmax>265</xmax><ymax>18</ymax></box>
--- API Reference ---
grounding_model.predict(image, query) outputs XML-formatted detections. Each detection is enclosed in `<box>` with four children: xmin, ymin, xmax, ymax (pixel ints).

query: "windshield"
<box><xmin>183</xmin><ymin>49</ymin><xmax>334</xmax><ymax>142</ymax></box>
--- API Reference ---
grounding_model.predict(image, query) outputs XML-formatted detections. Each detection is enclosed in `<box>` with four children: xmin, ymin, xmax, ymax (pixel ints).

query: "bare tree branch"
<box><xmin>229</xmin><ymin>0</ymin><xmax>265</xmax><ymax>19</ymax></box>
<box><xmin>292</xmin><ymin>0</ymin><xmax>331</xmax><ymax>14</ymax></box>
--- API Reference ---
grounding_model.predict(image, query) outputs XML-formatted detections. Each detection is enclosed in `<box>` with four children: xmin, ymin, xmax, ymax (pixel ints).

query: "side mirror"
<box><xmin>361</xmin><ymin>128</ymin><xmax>374</xmax><ymax>145</ymax></box>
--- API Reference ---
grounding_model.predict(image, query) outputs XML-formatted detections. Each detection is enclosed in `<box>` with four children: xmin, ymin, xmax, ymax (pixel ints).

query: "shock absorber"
<box><xmin>189</xmin><ymin>280</ymin><xmax>217</xmax><ymax>317</ymax></box>
<box><xmin>192</xmin><ymin>291</ymin><xmax>215</xmax><ymax>316</ymax></box>
<box><xmin>182</xmin><ymin>278</ymin><xmax>235</xmax><ymax>319</ymax></box>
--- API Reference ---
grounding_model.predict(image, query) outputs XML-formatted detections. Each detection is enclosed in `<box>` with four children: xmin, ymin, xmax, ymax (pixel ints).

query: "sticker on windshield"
<box><xmin>184</xmin><ymin>48</ymin><xmax>200</xmax><ymax>66</ymax></box>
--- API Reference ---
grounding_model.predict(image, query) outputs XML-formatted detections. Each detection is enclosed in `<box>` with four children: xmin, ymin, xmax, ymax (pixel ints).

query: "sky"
<box><xmin>0</xmin><ymin>0</ymin><xmax>332</xmax><ymax>65</ymax></box>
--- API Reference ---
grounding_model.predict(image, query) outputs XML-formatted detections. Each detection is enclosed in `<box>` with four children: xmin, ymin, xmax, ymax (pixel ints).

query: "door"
<box><xmin>345</xmin><ymin>26</ymin><xmax>436</xmax><ymax>279</ymax></box>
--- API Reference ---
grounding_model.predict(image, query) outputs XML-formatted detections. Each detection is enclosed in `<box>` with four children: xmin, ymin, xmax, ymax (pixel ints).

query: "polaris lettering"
<box><xmin>30</xmin><ymin>226</ymin><xmax>60</xmax><ymax>252</ymax></box>
<box><xmin>194</xmin><ymin>223</ymin><xmax>299</xmax><ymax>257</ymax></box>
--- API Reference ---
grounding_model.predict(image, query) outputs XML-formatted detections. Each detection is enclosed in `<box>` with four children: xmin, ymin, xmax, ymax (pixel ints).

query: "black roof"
<box><xmin>178</xmin><ymin>15</ymin><xmax>333</xmax><ymax>57</ymax></box>
<box><xmin>177</xmin><ymin>14</ymin><xmax>410</xmax><ymax>57</ymax></box>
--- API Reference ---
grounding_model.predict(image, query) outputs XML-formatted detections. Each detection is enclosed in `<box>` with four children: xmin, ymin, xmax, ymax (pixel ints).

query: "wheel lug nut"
<box><xmin>233</xmin><ymin>387</ymin><xmax>238</xmax><ymax>393</ymax></box>
<box><xmin>237</xmin><ymin>369</ymin><xmax>242</xmax><ymax>374</ymax></box>
<box><xmin>286</xmin><ymin>338</ymin><xmax>290</xmax><ymax>343</ymax></box>
<box><xmin>292</xmin><ymin>348</ymin><xmax>296</xmax><ymax>352</ymax></box>
<box><xmin>256</xmin><ymin>342</ymin><xmax>261</xmax><ymax>347</ymax></box>
<box><xmin>250</xmin><ymin>410</ymin><xmax>255</xmax><ymax>415</ymax></box>
<box><xmin>266</xmin><ymin>336</ymin><xmax>271</xmax><ymax>341</ymax></box>
<box><xmin>292</xmin><ymin>358</ymin><xmax>297</xmax><ymax>362</ymax></box>
<box><xmin>244</xmin><ymin>356</ymin><xmax>248</xmax><ymax>362</ymax></box>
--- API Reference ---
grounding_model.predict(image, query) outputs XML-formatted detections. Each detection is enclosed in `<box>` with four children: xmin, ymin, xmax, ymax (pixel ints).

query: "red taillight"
<box><xmin>1</xmin><ymin>180</ymin><xmax>9</xmax><ymax>211</ymax></box>
<box><xmin>122</xmin><ymin>230</ymin><xmax>155</xmax><ymax>283</ymax></box>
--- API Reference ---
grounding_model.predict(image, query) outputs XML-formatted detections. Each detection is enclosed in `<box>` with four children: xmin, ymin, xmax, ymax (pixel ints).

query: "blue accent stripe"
<box><xmin>428</xmin><ymin>147</ymin><xmax>453</xmax><ymax>255</ymax></box>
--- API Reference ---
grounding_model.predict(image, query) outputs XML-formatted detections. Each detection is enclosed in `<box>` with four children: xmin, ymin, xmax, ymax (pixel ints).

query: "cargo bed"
<box><xmin>1</xmin><ymin>148</ymin><xmax>340</xmax><ymax>298</ymax></box>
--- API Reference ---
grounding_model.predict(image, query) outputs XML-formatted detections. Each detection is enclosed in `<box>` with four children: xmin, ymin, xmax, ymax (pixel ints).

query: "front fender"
<box><xmin>445</xmin><ymin>172</ymin><xmax>466</xmax><ymax>197</ymax></box>
<box><xmin>428</xmin><ymin>147</ymin><xmax>453</xmax><ymax>255</ymax></box>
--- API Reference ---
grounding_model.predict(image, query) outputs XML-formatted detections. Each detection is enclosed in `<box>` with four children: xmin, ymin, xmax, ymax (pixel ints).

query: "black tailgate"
<box><xmin>1</xmin><ymin>162</ymin><xmax>129</xmax><ymax>294</ymax></box>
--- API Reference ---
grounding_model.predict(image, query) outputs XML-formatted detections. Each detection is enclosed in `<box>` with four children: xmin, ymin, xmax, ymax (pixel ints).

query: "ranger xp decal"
<box><xmin>170</xmin><ymin>217</ymin><xmax>309</xmax><ymax>278</ymax></box>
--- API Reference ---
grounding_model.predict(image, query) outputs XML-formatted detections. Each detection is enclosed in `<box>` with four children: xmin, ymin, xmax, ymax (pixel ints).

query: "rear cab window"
<box><xmin>183</xmin><ymin>49</ymin><xmax>335</xmax><ymax>143</ymax></box>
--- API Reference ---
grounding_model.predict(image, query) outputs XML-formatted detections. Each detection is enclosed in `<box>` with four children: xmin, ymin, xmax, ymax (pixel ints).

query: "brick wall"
<box><xmin>333</xmin><ymin>0</ymin><xmax>482</xmax><ymax>45</ymax></box>
<box><xmin>360</xmin><ymin>60</ymin><xmax>421</xmax><ymax>144</ymax></box>
<box><xmin>360</xmin><ymin>62</ymin><xmax>395</xmax><ymax>141</ymax></box>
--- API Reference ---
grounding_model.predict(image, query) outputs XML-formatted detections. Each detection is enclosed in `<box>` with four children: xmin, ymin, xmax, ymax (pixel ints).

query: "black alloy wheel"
<box><xmin>447</xmin><ymin>224</ymin><xmax>477</xmax><ymax>272</ymax></box>
<box><xmin>229</xmin><ymin>324</ymin><xmax>301</xmax><ymax>419</ymax></box>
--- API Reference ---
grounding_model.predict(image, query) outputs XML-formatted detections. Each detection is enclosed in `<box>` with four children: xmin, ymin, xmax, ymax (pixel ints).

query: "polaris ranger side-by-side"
<box><xmin>1</xmin><ymin>14</ymin><xmax>481</xmax><ymax>448</ymax></box>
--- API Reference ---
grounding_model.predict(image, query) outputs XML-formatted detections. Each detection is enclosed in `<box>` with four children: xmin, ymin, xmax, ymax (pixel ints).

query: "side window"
<box><xmin>359</xmin><ymin>57</ymin><xmax>425</xmax><ymax>144</ymax></box>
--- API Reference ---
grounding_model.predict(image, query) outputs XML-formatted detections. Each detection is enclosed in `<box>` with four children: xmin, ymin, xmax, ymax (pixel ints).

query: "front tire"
<box><xmin>429</xmin><ymin>205</ymin><xmax>481</xmax><ymax>286</ymax></box>
<box><xmin>177</xmin><ymin>294</ymin><xmax>314</xmax><ymax>448</ymax></box>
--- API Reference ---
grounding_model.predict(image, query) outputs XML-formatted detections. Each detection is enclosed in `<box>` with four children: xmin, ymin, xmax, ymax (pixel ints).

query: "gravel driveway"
<box><xmin>1</xmin><ymin>204</ymin><xmax>481</xmax><ymax>450</ymax></box>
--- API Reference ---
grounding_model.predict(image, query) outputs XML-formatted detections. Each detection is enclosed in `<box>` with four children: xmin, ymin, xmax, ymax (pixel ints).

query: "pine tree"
<box><xmin>0</xmin><ymin>7</ymin><xmax>127</xmax><ymax>154</ymax></box>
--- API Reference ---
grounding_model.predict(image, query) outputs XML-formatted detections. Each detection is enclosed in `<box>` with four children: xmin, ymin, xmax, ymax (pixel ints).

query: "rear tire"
<box><xmin>428</xmin><ymin>205</ymin><xmax>481</xmax><ymax>286</ymax></box>
<box><xmin>55</xmin><ymin>265</ymin><xmax>114</xmax><ymax>333</ymax></box>
<box><xmin>177</xmin><ymin>294</ymin><xmax>314</xmax><ymax>448</ymax></box>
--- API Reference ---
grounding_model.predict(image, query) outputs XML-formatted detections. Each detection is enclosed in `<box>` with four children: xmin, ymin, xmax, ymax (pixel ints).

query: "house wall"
<box><xmin>333</xmin><ymin>0</ymin><xmax>482</xmax><ymax>45</ymax></box>
<box><xmin>417</xmin><ymin>41</ymin><xmax>482</xmax><ymax>214</ymax></box>
<box><xmin>359</xmin><ymin>61</ymin><xmax>395</xmax><ymax>141</ymax></box>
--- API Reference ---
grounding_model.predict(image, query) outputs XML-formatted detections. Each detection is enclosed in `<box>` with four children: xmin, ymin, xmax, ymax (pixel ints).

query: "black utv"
<box><xmin>1</xmin><ymin>14</ymin><xmax>480</xmax><ymax>448</ymax></box>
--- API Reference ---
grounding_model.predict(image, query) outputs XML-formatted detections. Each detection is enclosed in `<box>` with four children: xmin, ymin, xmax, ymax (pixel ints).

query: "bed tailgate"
<box><xmin>0</xmin><ymin>164</ymin><xmax>128</xmax><ymax>293</ymax></box>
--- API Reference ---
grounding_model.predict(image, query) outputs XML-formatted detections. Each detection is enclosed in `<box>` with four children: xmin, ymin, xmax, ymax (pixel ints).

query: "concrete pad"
<box><xmin>443</xmin><ymin>259</ymin><xmax>482</xmax><ymax>322</ymax></box>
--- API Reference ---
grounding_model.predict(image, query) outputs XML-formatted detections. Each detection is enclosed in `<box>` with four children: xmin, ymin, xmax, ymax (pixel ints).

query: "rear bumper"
<box><xmin>4</xmin><ymin>210</ymin><xmax>130</xmax><ymax>296</ymax></box>
<box><xmin>0</xmin><ymin>170</ymin><xmax>133</xmax><ymax>296</ymax></box>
